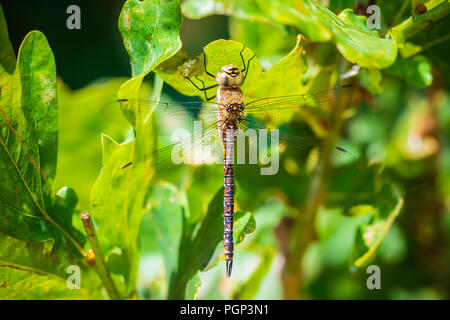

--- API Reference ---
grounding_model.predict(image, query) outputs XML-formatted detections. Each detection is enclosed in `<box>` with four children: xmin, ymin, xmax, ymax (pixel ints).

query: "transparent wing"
<box><xmin>100</xmin><ymin>98</ymin><xmax>223</xmax><ymax>126</ymax></box>
<box><xmin>120</xmin><ymin>125</ymin><xmax>223</xmax><ymax>171</ymax></box>
<box><xmin>243</xmin><ymin>84</ymin><xmax>364</xmax><ymax>123</ymax></box>
<box><xmin>103</xmin><ymin>85</ymin><xmax>364</xmax><ymax>182</ymax></box>
<box><xmin>238</xmin><ymin>114</ymin><xmax>359</xmax><ymax>175</ymax></box>
<box><xmin>100</xmin><ymin>97</ymin><xmax>225</xmax><ymax>185</ymax></box>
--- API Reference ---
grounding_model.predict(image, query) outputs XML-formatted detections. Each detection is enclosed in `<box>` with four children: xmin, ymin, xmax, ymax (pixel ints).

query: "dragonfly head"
<box><xmin>216</xmin><ymin>64</ymin><xmax>244</xmax><ymax>87</ymax></box>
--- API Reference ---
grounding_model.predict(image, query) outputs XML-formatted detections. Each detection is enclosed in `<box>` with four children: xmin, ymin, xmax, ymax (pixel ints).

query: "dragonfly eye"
<box><xmin>217</xmin><ymin>65</ymin><xmax>244</xmax><ymax>87</ymax></box>
<box><xmin>226</xmin><ymin>67</ymin><xmax>240</xmax><ymax>77</ymax></box>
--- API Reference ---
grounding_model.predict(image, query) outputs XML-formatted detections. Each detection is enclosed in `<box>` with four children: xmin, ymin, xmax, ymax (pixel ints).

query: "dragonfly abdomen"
<box><xmin>224</xmin><ymin>163</ymin><xmax>234</xmax><ymax>277</ymax></box>
<box><xmin>222</xmin><ymin>127</ymin><xmax>236</xmax><ymax>278</ymax></box>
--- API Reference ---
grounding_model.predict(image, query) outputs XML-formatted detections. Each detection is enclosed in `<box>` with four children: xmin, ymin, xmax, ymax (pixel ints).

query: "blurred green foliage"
<box><xmin>1</xmin><ymin>0</ymin><xmax>450</xmax><ymax>300</ymax></box>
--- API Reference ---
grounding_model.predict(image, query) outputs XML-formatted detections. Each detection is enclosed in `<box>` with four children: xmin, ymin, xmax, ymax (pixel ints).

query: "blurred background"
<box><xmin>2</xmin><ymin>0</ymin><xmax>449</xmax><ymax>299</ymax></box>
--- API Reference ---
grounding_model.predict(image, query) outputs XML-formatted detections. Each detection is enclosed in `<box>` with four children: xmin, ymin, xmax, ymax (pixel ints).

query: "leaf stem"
<box><xmin>81</xmin><ymin>211</ymin><xmax>121</xmax><ymax>300</ymax></box>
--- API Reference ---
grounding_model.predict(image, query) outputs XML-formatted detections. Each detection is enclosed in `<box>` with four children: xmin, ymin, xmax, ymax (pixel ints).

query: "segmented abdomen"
<box><xmin>223</xmin><ymin>130</ymin><xmax>235</xmax><ymax>277</ymax></box>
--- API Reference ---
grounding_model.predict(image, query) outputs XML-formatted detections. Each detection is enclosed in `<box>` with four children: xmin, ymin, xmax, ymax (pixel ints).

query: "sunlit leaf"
<box><xmin>351</xmin><ymin>187</ymin><xmax>404</xmax><ymax>268</ymax></box>
<box><xmin>119</xmin><ymin>0</ymin><xmax>182</xmax><ymax>77</ymax></box>
<box><xmin>0</xmin><ymin>29</ymin><xmax>85</xmax><ymax>256</ymax></box>
<box><xmin>168</xmin><ymin>188</ymin><xmax>255</xmax><ymax>299</ymax></box>
<box><xmin>156</xmin><ymin>37</ymin><xmax>308</xmax><ymax>103</ymax></box>
<box><xmin>0</xmin><ymin>232</ymin><xmax>102</xmax><ymax>299</ymax></box>
<box><xmin>90</xmin><ymin>76</ymin><xmax>158</xmax><ymax>298</ymax></box>
<box><xmin>182</xmin><ymin>0</ymin><xmax>397</xmax><ymax>69</ymax></box>
<box><xmin>233</xmin><ymin>248</ymin><xmax>274</xmax><ymax>299</ymax></box>
<box><xmin>360</xmin><ymin>68</ymin><xmax>383</xmax><ymax>94</ymax></box>
<box><xmin>0</xmin><ymin>10</ymin><xmax>101</xmax><ymax>298</ymax></box>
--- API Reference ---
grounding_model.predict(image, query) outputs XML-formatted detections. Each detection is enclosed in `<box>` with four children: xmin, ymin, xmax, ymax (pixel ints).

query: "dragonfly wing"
<box><xmin>119</xmin><ymin>124</ymin><xmax>223</xmax><ymax>178</ymax></box>
<box><xmin>238</xmin><ymin>115</ymin><xmax>358</xmax><ymax>173</ymax></box>
<box><xmin>100</xmin><ymin>98</ymin><xmax>222</xmax><ymax>127</ymax></box>
<box><xmin>243</xmin><ymin>85</ymin><xmax>364</xmax><ymax>127</ymax></box>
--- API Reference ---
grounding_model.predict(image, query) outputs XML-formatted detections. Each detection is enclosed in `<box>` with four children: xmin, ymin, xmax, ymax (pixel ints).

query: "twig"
<box><xmin>81</xmin><ymin>211</ymin><xmax>121</xmax><ymax>300</ymax></box>
<box><xmin>412</xmin><ymin>0</ymin><xmax>426</xmax><ymax>16</ymax></box>
<box><xmin>392</xmin><ymin>0</ymin><xmax>450</xmax><ymax>40</ymax></box>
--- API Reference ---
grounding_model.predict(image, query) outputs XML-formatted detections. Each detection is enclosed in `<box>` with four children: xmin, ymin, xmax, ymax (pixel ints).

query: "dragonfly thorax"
<box><xmin>217</xmin><ymin>85</ymin><xmax>245</xmax><ymax>132</ymax></box>
<box><xmin>216</xmin><ymin>64</ymin><xmax>244</xmax><ymax>88</ymax></box>
<box><xmin>225</xmin><ymin>104</ymin><xmax>244</xmax><ymax>121</ymax></box>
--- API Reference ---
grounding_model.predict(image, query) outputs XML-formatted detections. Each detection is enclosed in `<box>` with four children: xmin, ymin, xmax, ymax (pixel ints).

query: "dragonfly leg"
<box><xmin>239</xmin><ymin>45</ymin><xmax>246</xmax><ymax>72</ymax></box>
<box><xmin>183</xmin><ymin>75</ymin><xmax>218</xmax><ymax>101</ymax></box>
<box><xmin>195</xmin><ymin>76</ymin><xmax>217</xmax><ymax>101</ymax></box>
<box><xmin>202</xmin><ymin>47</ymin><xmax>216</xmax><ymax>79</ymax></box>
<box><xmin>244</xmin><ymin>53</ymin><xmax>256</xmax><ymax>80</ymax></box>
<box><xmin>240</xmin><ymin>44</ymin><xmax>256</xmax><ymax>81</ymax></box>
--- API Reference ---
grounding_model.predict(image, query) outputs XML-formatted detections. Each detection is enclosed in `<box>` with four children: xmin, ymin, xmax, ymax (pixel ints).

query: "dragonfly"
<box><xmin>106</xmin><ymin>46</ymin><xmax>364</xmax><ymax>277</ymax></box>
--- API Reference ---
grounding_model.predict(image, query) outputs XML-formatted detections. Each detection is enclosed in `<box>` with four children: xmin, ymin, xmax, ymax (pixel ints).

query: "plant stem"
<box><xmin>81</xmin><ymin>211</ymin><xmax>121</xmax><ymax>300</ymax></box>
<box><xmin>392</xmin><ymin>0</ymin><xmax>411</xmax><ymax>28</ymax></box>
<box><xmin>392</xmin><ymin>0</ymin><xmax>450</xmax><ymax>40</ymax></box>
<box><xmin>421</xmin><ymin>32</ymin><xmax>450</xmax><ymax>50</ymax></box>
<box><xmin>281</xmin><ymin>59</ymin><xmax>351</xmax><ymax>299</ymax></box>
<box><xmin>412</xmin><ymin>0</ymin><xmax>426</xmax><ymax>15</ymax></box>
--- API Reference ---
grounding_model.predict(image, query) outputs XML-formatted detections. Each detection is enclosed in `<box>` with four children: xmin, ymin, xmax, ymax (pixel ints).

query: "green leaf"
<box><xmin>0</xmin><ymin>232</ymin><xmax>102</xmax><ymax>299</ymax></box>
<box><xmin>360</xmin><ymin>68</ymin><xmax>383</xmax><ymax>94</ymax></box>
<box><xmin>251</xmin><ymin>201</ymin><xmax>288</xmax><ymax>247</ymax></box>
<box><xmin>185</xmin><ymin>165</ymin><xmax>223</xmax><ymax>224</ymax></box>
<box><xmin>56</xmin><ymin>77</ymin><xmax>138</xmax><ymax>210</ymax></box>
<box><xmin>168</xmin><ymin>188</ymin><xmax>256</xmax><ymax>299</ymax></box>
<box><xmin>90</xmin><ymin>132</ymin><xmax>153</xmax><ymax>297</ymax></box>
<box><xmin>0</xmin><ymin>10</ymin><xmax>108</xmax><ymax>298</ymax></box>
<box><xmin>156</xmin><ymin>37</ymin><xmax>308</xmax><ymax>104</ymax></box>
<box><xmin>317</xmin><ymin>7</ymin><xmax>397</xmax><ymax>69</ymax></box>
<box><xmin>233</xmin><ymin>248</ymin><xmax>274</xmax><ymax>299</ymax></box>
<box><xmin>0</xmin><ymin>6</ymin><xmax>15</xmax><ymax>74</ymax></box>
<box><xmin>119</xmin><ymin>0</ymin><xmax>182</xmax><ymax>77</ymax></box>
<box><xmin>182</xmin><ymin>0</ymin><xmax>332</xmax><ymax>41</ymax></box>
<box><xmin>229</xmin><ymin>18</ymin><xmax>298</xmax><ymax>69</ymax></box>
<box><xmin>185</xmin><ymin>273</ymin><xmax>201</xmax><ymax>300</ymax></box>
<box><xmin>351</xmin><ymin>187</ymin><xmax>404</xmax><ymax>268</ymax></box>
<box><xmin>316</xmin><ymin>207</ymin><xmax>369</xmax><ymax>267</ymax></box>
<box><xmin>182</xmin><ymin>0</ymin><xmax>397</xmax><ymax>69</ymax></box>
<box><xmin>146</xmin><ymin>185</ymin><xmax>183</xmax><ymax>283</ymax></box>
<box><xmin>90</xmin><ymin>75</ymin><xmax>160</xmax><ymax>297</ymax></box>
<box><xmin>0</xmin><ymin>29</ymin><xmax>85</xmax><ymax>256</ymax></box>
<box><xmin>385</xmin><ymin>55</ymin><xmax>433</xmax><ymax>88</ymax></box>
<box><xmin>404</xmin><ymin>14</ymin><xmax>450</xmax><ymax>84</ymax></box>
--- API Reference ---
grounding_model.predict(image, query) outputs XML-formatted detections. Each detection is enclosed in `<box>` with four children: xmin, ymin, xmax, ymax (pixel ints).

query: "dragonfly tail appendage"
<box><xmin>226</xmin><ymin>260</ymin><xmax>233</xmax><ymax>277</ymax></box>
<box><xmin>121</xmin><ymin>161</ymin><xmax>132</xmax><ymax>169</ymax></box>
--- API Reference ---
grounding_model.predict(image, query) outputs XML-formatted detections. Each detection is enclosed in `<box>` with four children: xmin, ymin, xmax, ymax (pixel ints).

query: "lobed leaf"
<box><xmin>156</xmin><ymin>36</ymin><xmax>308</xmax><ymax>103</ymax></box>
<box><xmin>167</xmin><ymin>188</ymin><xmax>256</xmax><ymax>299</ymax></box>
<box><xmin>351</xmin><ymin>187</ymin><xmax>404</xmax><ymax>268</ymax></box>
<box><xmin>0</xmin><ymin>19</ymin><xmax>85</xmax><ymax>257</ymax></box>
<box><xmin>119</xmin><ymin>0</ymin><xmax>182</xmax><ymax>77</ymax></box>
<box><xmin>385</xmin><ymin>55</ymin><xmax>433</xmax><ymax>88</ymax></box>
<box><xmin>0</xmin><ymin>232</ymin><xmax>102</xmax><ymax>299</ymax></box>
<box><xmin>182</xmin><ymin>0</ymin><xmax>397</xmax><ymax>69</ymax></box>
